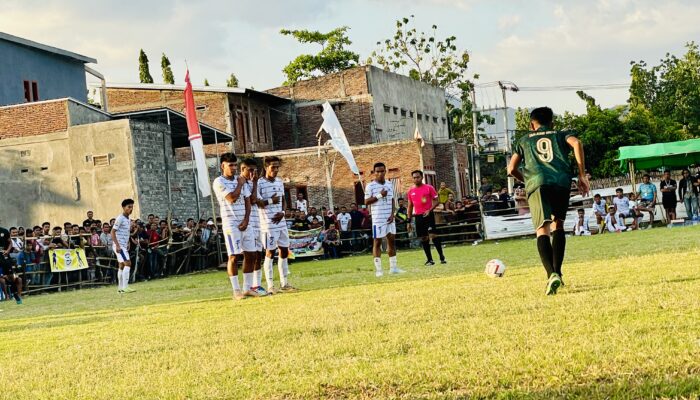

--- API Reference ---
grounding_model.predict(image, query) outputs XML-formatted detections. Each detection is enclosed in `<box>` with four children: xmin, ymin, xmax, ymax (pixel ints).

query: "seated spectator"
<box><xmin>322</xmin><ymin>224</ymin><xmax>340</xmax><ymax>259</ymax></box>
<box><xmin>444</xmin><ymin>193</ymin><xmax>457</xmax><ymax>213</ymax></box>
<box><xmin>293</xmin><ymin>212</ymin><xmax>310</xmax><ymax>231</ymax></box>
<box><xmin>592</xmin><ymin>194</ymin><xmax>607</xmax><ymax>226</ymax></box>
<box><xmin>573</xmin><ymin>208</ymin><xmax>591</xmax><ymax>236</ymax></box>
<box><xmin>613</xmin><ymin>188</ymin><xmax>638</xmax><ymax>230</ymax></box>
<box><xmin>636</xmin><ymin>174</ymin><xmax>657</xmax><ymax>227</ymax></box>
<box><xmin>513</xmin><ymin>187</ymin><xmax>529</xmax><ymax>215</ymax></box>
<box><xmin>455</xmin><ymin>201</ymin><xmax>465</xmax><ymax>212</ymax></box>
<box><xmin>307</xmin><ymin>207</ymin><xmax>324</xmax><ymax>229</ymax></box>
<box><xmin>604</xmin><ymin>205</ymin><xmax>626</xmax><ymax>233</ymax></box>
<box><xmin>8</xmin><ymin>227</ymin><xmax>29</xmax><ymax>269</ymax></box>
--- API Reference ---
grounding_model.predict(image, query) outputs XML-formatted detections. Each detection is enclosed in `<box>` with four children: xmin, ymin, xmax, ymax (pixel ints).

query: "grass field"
<box><xmin>1</xmin><ymin>227</ymin><xmax>700</xmax><ymax>399</ymax></box>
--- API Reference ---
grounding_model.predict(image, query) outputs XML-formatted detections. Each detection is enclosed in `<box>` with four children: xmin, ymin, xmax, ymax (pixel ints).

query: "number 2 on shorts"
<box><xmin>536</xmin><ymin>138</ymin><xmax>554</xmax><ymax>162</ymax></box>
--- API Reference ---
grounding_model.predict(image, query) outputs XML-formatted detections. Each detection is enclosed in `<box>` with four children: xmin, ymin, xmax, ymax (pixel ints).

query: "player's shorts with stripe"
<box><xmin>112</xmin><ymin>245</ymin><xmax>130</xmax><ymax>263</ymax></box>
<box><xmin>372</xmin><ymin>222</ymin><xmax>396</xmax><ymax>239</ymax></box>
<box><xmin>223</xmin><ymin>225</ymin><xmax>256</xmax><ymax>256</ymax></box>
<box><xmin>252</xmin><ymin>228</ymin><xmax>263</xmax><ymax>252</ymax></box>
<box><xmin>262</xmin><ymin>228</ymin><xmax>290</xmax><ymax>250</ymax></box>
<box><xmin>527</xmin><ymin>185</ymin><xmax>570</xmax><ymax>230</ymax></box>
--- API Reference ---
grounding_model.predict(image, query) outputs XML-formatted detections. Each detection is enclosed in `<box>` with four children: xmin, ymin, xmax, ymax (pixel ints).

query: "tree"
<box><xmin>138</xmin><ymin>49</ymin><xmax>154</xmax><ymax>84</ymax></box>
<box><xmin>226</xmin><ymin>73</ymin><xmax>239</xmax><ymax>88</ymax></box>
<box><xmin>280</xmin><ymin>26</ymin><xmax>360</xmax><ymax>84</ymax></box>
<box><xmin>369</xmin><ymin>15</ymin><xmax>482</xmax><ymax>143</ymax></box>
<box><xmin>161</xmin><ymin>53</ymin><xmax>174</xmax><ymax>84</ymax></box>
<box><xmin>204</xmin><ymin>78</ymin><xmax>210</xmax><ymax>86</ymax></box>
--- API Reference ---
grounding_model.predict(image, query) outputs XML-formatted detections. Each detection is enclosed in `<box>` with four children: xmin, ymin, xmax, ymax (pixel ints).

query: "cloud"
<box><xmin>498</xmin><ymin>15</ymin><xmax>521</xmax><ymax>30</ymax></box>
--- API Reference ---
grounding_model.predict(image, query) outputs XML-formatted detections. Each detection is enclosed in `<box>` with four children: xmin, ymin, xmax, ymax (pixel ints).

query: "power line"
<box><xmin>518</xmin><ymin>83</ymin><xmax>630</xmax><ymax>92</ymax></box>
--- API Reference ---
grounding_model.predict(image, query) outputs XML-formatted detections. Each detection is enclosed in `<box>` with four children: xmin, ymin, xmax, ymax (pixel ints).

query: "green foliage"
<box><xmin>226</xmin><ymin>73</ymin><xmax>239</xmax><ymax>88</ymax></box>
<box><xmin>161</xmin><ymin>53</ymin><xmax>174</xmax><ymax>84</ymax></box>
<box><xmin>138</xmin><ymin>49</ymin><xmax>153</xmax><ymax>84</ymax></box>
<box><xmin>369</xmin><ymin>15</ymin><xmax>481</xmax><ymax>143</ymax></box>
<box><xmin>203</xmin><ymin>78</ymin><xmax>210</xmax><ymax>87</ymax></box>
<box><xmin>280</xmin><ymin>26</ymin><xmax>360</xmax><ymax>84</ymax></box>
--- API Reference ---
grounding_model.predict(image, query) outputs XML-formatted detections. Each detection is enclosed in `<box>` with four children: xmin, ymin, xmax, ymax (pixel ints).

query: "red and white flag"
<box><xmin>184</xmin><ymin>70</ymin><xmax>211</xmax><ymax>198</ymax></box>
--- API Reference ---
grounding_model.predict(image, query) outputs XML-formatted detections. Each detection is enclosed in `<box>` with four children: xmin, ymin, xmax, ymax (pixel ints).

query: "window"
<box><xmin>400</xmin><ymin>109</ymin><xmax>407</xmax><ymax>117</ymax></box>
<box><xmin>393</xmin><ymin>107</ymin><xmax>398</xmax><ymax>115</ymax></box>
<box><xmin>262</xmin><ymin>115</ymin><xmax>268</xmax><ymax>143</ymax></box>
<box><xmin>442</xmin><ymin>117</ymin><xmax>447</xmax><ymax>124</ymax></box>
<box><xmin>424</xmin><ymin>115</ymin><xmax>430</xmax><ymax>121</ymax></box>
<box><xmin>417</xmin><ymin>113</ymin><xmax>422</xmax><ymax>120</ymax></box>
<box><xmin>424</xmin><ymin>171</ymin><xmax>437</xmax><ymax>188</ymax></box>
<box><xmin>93</xmin><ymin>154</ymin><xmax>110</xmax><ymax>167</ymax></box>
<box><xmin>383</xmin><ymin>105</ymin><xmax>391</xmax><ymax>113</ymax></box>
<box><xmin>409</xmin><ymin>111</ymin><xmax>414</xmax><ymax>118</ymax></box>
<box><xmin>459</xmin><ymin>170</ymin><xmax>468</xmax><ymax>198</ymax></box>
<box><xmin>284</xmin><ymin>187</ymin><xmax>292</xmax><ymax>209</ymax></box>
<box><xmin>433</xmin><ymin>117</ymin><xmax>438</xmax><ymax>123</ymax></box>
<box><xmin>23</xmin><ymin>80</ymin><xmax>39</xmax><ymax>102</ymax></box>
<box><xmin>256</xmin><ymin>112</ymin><xmax>261</xmax><ymax>143</ymax></box>
<box><xmin>195</xmin><ymin>105</ymin><xmax>208</xmax><ymax>112</ymax></box>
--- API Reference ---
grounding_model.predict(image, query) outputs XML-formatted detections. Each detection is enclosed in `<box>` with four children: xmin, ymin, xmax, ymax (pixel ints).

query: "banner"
<box><xmin>49</xmin><ymin>248</ymin><xmax>89</xmax><ymax>272</ymax></box>
<box><xmin>318</xmin><ymin>101</ymin><xmax>360</xmax><ymax>174</ymax></box>
<box><xmin>288</xmin><ymin>228</ymin><xmax>324</xmax><ymax>258</ymax></box>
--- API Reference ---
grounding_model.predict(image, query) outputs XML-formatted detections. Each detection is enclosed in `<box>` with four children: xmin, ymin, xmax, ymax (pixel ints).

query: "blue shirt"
<box><xmin>639</xmin><ymin>182</ymin><xmax>656</xmax><ymax>201</ymax></box>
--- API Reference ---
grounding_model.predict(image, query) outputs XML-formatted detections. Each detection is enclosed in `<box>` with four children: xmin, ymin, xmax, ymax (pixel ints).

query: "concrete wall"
<box><xmin>0</xmin><ymin>119</ymin><xmax>140</xmax><ymax>226</ymax></box>
<box><xmin>366</xmin><ymin>65</ymin><xmax>449</xmax><ymax>143</ymax></box>
<box><xmin>0</xmin><ymin>40</ymin><xmax>88</xmax><ymax>106</ymax></box>
<box><xmin>67</xmin><ymin>100</ymin><xmax>111</xmax><ymax>126</ymax></box>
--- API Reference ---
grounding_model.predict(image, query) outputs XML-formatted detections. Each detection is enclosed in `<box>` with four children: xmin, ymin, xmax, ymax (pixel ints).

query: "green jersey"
<box><xmin>513</xmin><ymin>127</ymin><xmax>575</xmax><ymax>195</ymax></box>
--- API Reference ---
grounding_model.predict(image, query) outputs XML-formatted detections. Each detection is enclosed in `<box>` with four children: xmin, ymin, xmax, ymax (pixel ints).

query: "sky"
<box><xmin>2</xmin><ymin>0</ymin><xmax>700</xmax><ymax>114</ymax></box>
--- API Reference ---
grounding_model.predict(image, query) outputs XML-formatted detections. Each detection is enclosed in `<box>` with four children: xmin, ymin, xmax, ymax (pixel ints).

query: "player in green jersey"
<box><xmin>507</xmin><ymin>107</ymin><xmax>589</xmax><ymax>295</ymax></box>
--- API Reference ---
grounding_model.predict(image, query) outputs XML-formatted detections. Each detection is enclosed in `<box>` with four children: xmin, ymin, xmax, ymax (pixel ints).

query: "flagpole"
<box><xmin>323</xmin><ymin>148</ymin><xmax>335</xmax><ymax>211</ymax></box>
<box><xmin>191</xmin><ymin>146</ymin><xmax>201</xmax><ymax>218</ymax></box>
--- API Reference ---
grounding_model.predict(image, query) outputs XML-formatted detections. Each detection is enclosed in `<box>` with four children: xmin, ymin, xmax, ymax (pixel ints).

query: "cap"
<box><xmin>207</xmin><ymin>221</ymin><xmax>214</xmax><ymax>226</ymax></box>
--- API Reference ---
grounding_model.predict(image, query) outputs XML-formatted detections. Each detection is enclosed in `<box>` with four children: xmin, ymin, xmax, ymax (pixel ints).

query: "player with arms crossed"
<box><xmin>240</xmin><ymin>158</ymin><xmax>268</xmax><ymax>296</ymax></box>
<box><xmin>507</xmin><ymin>107</ymin><xmax>589</xmax><ymax>295</ymax></box>
<box><xmin>111</xmin><ymin>199</ymin><xmax>135</xmax><ymax>293</ymax></box>
<box><xmin>406</xmin><ymin>170</ymin><xmax>446</xmax><ymax>266</ymax></box>
<box><xmin>213</xmin><ymin>153</ymin><xmax>257</xmax><ymax>300</ymax></box>
<box><xmin>257</xmin><ymin>156</ymin><xmax>296</xmax><ymax>293</ymax></box>
<box><xmin>365</xmin><ymin>162</ymin><xmax>404</xmax><ymax>277</ymax></box>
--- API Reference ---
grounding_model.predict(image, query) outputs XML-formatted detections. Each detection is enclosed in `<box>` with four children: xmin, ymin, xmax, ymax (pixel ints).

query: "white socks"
<box><xmin>389</xmin><ymin>256</ymin><xmax>398</xmax><ymax>271</ymax></box>
<box><xmin>374</xmin><ymin>257</ymin><xmax>382</xmax><ymax>272</ymax></box>
<box><xmin>278</xmin><ymin>257</ymin><xmax>289</xmax><ymax>287</ymax></box>
<box><xmin>122</xmin><ymin>267</ymin><xmax>131</xmax><ymax>289</ymax></box>
<box><xmin>117</xmin><ymin>268</ymin><xmax>123</xmax><ymax>290</ymax></box>
<box><xmin>253</xmin><ymin>268</ymin><xmax>261</xmax><ymax>288</ymax></box>
<box><xmin>243</xmin><ymin>272</ymin><xmax>253</xmax><ymax>292</ymax></box>
<box><xmin>263</xmin><ymin>257</ymin><xmax>274</xmax><ymax>289</ymax></box>
<box><xmin>229</xmin><ymin>275</ymin><xmax>240</xmax><ymax>292</ymax></box>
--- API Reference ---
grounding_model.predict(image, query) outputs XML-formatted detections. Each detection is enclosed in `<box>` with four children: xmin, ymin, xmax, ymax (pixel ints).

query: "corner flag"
<box><xmin>184</xmin><ymin>70</ymin><xmax>211</xmax><ymax>198</ymax></box>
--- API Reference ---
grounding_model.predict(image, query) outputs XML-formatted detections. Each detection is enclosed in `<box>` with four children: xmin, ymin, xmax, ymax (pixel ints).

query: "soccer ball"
<box><xmin>485</xmin><ymin>259</ymin><xmax>506</xmax><ymax>277</ymax></box>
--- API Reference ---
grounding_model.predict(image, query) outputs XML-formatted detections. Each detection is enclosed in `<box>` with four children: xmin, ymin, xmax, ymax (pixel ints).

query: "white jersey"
<box><xmin>213</xmin><ymin>175</ymin><xmax>250</xmax><ymax>226</ymax></box>
<box><xmin>245</xmin><ymin>179</ymin><xmax>260</xmax><ymax>230</ymax></box>
<box><xmin>113</xmin><ymin>214</ymin><xmax>131</xmax><ymax>248</ymax></box>
<box><xmin>337</xmin><ymin>212</ymin><xmax>352</xmax><ymax>231</ymax></box>
<box><xmin>365</xmin><ymin>180</ymin><xmax>394</xmax><ymax>225</ymax></box>
<box><xmin>592</xmin><ymin>199</ymin><xmax>607</xmax><ymax>215</ymax></box>
<box><xmin>257</xmin><ymin>177</ymin><xmax>286</xmax><ymax>233</ymax></box>
<box><xmin>613</xmin><ymin>196</ymin><xmax>630</xmax><ymax>214</ymax></box>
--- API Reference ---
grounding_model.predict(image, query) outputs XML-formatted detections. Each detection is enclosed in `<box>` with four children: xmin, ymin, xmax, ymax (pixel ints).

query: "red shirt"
<box><xmin>407</xmin><ymin>184</ymin><xmax>438</xmax><ymax>215</ymax></box>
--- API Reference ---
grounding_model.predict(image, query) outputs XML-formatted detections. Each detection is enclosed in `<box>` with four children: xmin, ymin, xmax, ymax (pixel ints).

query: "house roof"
<box><xmin>0</xmin><ymin>31</ymin><xmax>97</xmax><ymax>64</ymax></box>
<box><xmin>102</xmin><ymin>83</ymin><xmax>290</xmax><ymax>105</ymax></box>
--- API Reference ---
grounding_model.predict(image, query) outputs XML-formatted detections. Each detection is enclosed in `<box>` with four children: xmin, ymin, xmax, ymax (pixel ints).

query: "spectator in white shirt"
<box><xmin>573</xmin><ymin>209</ymin><xmax>591</xmax><ymax>235</ymax></box>
<box><xmin>592</xmin><ymin>194</ymin><xmax>607</xmax><ymax>226</ymax></box>
<box><xmin>613</xmin><ymin>188</ymin><xmax>637</xmax><ymax>230</ymax></box>
<box><xmin>295</xmin><ymin>193</ymin><xmax>308</xmax><ymax>214</ymax></box>
<box><xmin>604</xmin><ymin>205</ymin><xmax>626</xmax><ymax>233</ymax></box>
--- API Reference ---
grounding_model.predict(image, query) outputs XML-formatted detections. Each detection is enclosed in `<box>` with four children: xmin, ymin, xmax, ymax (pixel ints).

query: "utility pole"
<box><xmin>498</xmin><ymin>81</ymin><xmax>519</xmax><ymax>194</ymax></box>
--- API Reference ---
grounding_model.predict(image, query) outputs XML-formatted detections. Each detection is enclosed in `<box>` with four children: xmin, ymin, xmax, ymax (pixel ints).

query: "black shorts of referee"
<box><xmin>414</xmin><ymin>211</ymin><xmax>437</xmax><ymax>237</ymax></box>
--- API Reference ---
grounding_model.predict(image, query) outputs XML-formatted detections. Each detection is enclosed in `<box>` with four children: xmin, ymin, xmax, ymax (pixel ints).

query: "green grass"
<box><xmin>1</xmin><ymin>227</ymin><xmax>700</xmax><ymax>399</ymax></box>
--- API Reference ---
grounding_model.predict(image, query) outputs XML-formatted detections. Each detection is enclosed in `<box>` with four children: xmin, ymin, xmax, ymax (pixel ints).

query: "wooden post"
<box><xmin>323</xmin><ymin>148</ymin><xmax>335</xmax><ymax>211</ymax></box>
<box><xmin>629</xmin><ymin>161</ymin><xmax>637</xmax><ymax>193</ymax></box>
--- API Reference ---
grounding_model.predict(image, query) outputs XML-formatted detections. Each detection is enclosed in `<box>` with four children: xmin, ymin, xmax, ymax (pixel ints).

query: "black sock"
<box><xmin>536</xmin><ymin>235</ymin><xmax>554</xmax><ymax>278</ymax></box>
<box><xmin>433</xmin><ymin>237</ymin><xmax>445</xmax><ymax>261</ymax></box>
<box><xmin>552</xmin><ymin>229</ymin><xmax>566</xmax><ymax>276</ymax></box>
<box><xmin>421</xmin><ymin>240</ymin><xmax>433</xmax><ymax>262</ymax></box>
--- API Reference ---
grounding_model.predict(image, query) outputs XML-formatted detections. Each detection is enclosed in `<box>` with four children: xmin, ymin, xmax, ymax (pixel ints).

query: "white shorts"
<box><xmin>112</xmin><ymin>245</ymin><xmax>130</xmax><ymax>263</ymax></box>
<box><xmin>252</xmin><ymin>228</ymin><xmax>263</xmax><ymax>252</ymax></box>
<box><xmin>223</xmin><ymin>225</ymin><xmax>256</xmax><ymax>256</ymax></box>
<box><xmin>261</xmin><ymin>228</ymin><xmax>290</xmax><ymax>250</ymax></box>
<box><xmin>372</xmin><ymin>222</ymin><xmax>396</xmax><ymax>239</ymax></box>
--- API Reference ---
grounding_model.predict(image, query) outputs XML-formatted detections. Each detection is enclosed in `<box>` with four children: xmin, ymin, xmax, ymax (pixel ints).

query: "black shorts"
<box><xmin>527</xmin><ymin>185</ymin><xmax>570</xmax><ymax>230</ymax></box>
<box><xmin>414</xmin><ymin>212</ymin><xmax>437</xmax><ymax>237</ymax></box>
<box><xmin>662</xmin><ymin>197</ymin><xmax>677</xmax><ymax>210</ymax></box>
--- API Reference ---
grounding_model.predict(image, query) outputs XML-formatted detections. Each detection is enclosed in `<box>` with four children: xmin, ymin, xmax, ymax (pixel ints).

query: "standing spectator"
<box><xmin>613</xmin><ymin>188</ymin><xmax>638</xmax><ymax>230</ymax></box>
<box><xmin>322</xmin><ymin>223</ymin><xmax>340</xmax><ymax>259</ymax></box>
<box><xmin>513</xmin><ymin>187</ymin><xmax>529</xmax><ymax>215</ymax></box>
<box><xmin>349</xmin><ymin>203</ymin><xmax>365</xmax><ymax>251</ymax></box>
<box><xmin>636</xmin><ymin>174</ymin><xmax>657</xmax><ymax>228</ymax></box>
<box><xmin>306</xmin><ymin>207</ymin><xmax>323</xmax><ymax>229</ymax></box>
<box><xmin>678</xmin><ymin>168</ymin><xmax>698</xmax><ymax>219</ymax></box>
<box><xmin>82</xmin><ymin>211</ymin><xmax>96</xmax><ymax>228</ymax></box>
<box><xmin>659</xmin><ymin>170</ymin><xmax>677</xmax><ymax>221</ymax></box>
<box><xmin>42</xmin><ymin>222</ymin><xmax>51</xmax><ymax>236</ymax></box>
<box><xmin>336</xmin><ymin>206</ymin><xmax>352</xmax><ymax>253</ymax></box>
<box><xmin>438</xmin><ymin>182</ymin><xmax>455</xmax><ymax>205</ymax></box>
<box><xmin>70</xmin><ymin>225</ymin><xmax>85</xmax><ymax>248</ymax></box>
<box><xmin>146</xmin><ymin>223</ymin><xmax>162</xmax><ymax>278</ymax></box>
<box><xmin>444</xmin><ymin>193</ymin><xmax>457</xmax><ymax>213</ymax></box>
<box><xmin>321</xmin><ymin>207</ymin><xmax>337</xmax><ymax>230</ymax></box>
<box><xmin>295</xmin><ymin>192</ymin><xmax>308</xmax><ymax>214</ymax></box>
<box><xmin>479</xmin><ymin>177</ymin><xmax>493</xmax><ymax>197</ymax></box>
<box><xmin>0</xmin><ymin>225</ymin><xmax>23</xmax><ymax>304</ymax></box>
<box><xmin>592</xmin><ymin>193</ymin><xmax>607</xmax><ymax>226</ymax></box>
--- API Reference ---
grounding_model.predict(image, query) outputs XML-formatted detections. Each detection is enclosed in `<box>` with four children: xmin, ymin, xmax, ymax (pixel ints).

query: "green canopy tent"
<box><xmin>618</xmin><ymin>138</ymin><xmax>700</xmax><ymax>191</ymax></box>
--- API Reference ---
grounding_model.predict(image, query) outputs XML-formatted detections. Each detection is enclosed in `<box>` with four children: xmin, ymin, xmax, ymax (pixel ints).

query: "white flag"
<box><xmin>318</xmin><ymin>102</ymin><xmax>360</xmax><ymax>174</ymax></box>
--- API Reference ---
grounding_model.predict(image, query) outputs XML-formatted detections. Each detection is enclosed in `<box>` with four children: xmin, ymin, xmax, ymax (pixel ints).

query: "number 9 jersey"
<box><xmin>512</xmin><ymin>128</ymin><xmax>576</xmax><ymax>195</ymax></box>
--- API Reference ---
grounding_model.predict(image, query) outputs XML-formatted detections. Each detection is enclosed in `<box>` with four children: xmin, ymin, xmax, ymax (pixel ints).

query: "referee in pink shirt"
<box><xmin>407</xmin><ymin>170</ymin><xmax>446</xmax><ymax>266</ymax></box>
